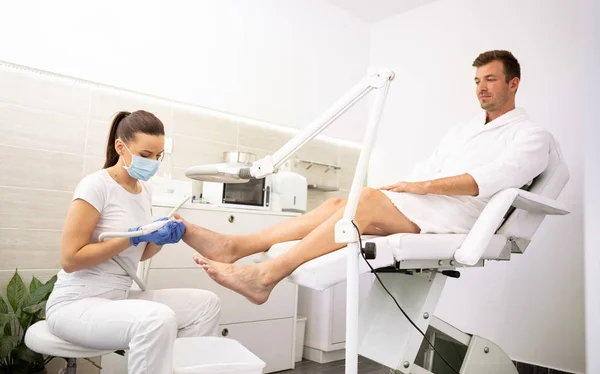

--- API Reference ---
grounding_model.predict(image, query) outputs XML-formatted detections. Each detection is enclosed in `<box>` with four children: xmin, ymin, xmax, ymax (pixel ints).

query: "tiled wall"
<box><xmin>0</xmin><ymin>62</ymin><xmax>361</xmax><ymax>373</ymax></box>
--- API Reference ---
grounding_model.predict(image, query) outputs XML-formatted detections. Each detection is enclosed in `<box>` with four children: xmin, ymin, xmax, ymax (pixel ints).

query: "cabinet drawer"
<box><xmin>146</xmin><ymin>268</ymin><xmax>297</xmax><ymax>324</ymax></box>
<box><xmin>219</xmin><ymin>318</ymin><xmax>295</xmax><ymax>373</ymax></box>
<box><xmin>153</xmin><ymin>206</ymin><xmax>294</xmax><ymax>235</ymax></box>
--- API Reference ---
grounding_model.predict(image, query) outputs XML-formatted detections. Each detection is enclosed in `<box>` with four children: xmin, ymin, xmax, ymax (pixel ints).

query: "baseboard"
<box><xmin>302</xmin><ymin>346</ymin><xmax>346</xmax><ymax>364</ymax></box>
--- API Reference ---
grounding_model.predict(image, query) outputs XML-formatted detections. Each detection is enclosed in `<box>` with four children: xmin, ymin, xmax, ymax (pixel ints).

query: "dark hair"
<box><xmin>104</xmin><ymin>110</ymin><xmax>165</xmax><ymax>168</ymax></box>
<box><xmin>472</xmin><ymin>50</ymin><xmax>521</xmax><ymax>84</ymax></box>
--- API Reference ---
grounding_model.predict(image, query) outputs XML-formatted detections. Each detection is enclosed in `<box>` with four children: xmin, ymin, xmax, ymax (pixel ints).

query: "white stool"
<box><xmin>173</xmin><ymin>337</ymin><xmax>266</xmax><ymax>374</ymax></box>
<box><xmin>25</xmin><ymin>320</ymin><xmax>114</xmax><ymax>373</ymax></box>
<box><xmin>26</xmin><ymin>321</ymin><xmax>266</xmax><ymax>374</ymax></box>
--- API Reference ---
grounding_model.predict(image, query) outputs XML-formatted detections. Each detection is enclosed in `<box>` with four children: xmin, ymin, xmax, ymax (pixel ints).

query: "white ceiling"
<box><xmin>327</xmin><ymin>0</ymin><xmax>441</xmax><ymax>22</ymax></box>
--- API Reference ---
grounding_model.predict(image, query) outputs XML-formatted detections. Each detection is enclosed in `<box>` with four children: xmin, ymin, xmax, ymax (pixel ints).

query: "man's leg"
<box><xmin>195</xmin><ymin>188</ymin><xmax>420</xmax><ymax>305</ymax></box>
<box><xmin>178</xmin><ymin>196</ymin><xmax>347</xmax><ymax>263</ymax></box>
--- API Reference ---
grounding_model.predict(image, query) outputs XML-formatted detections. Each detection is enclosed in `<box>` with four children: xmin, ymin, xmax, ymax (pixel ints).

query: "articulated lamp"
<box><xmin>185</xmin><ymin>68</ymin><xmax>394</xmax><ymax>374</ymax></box>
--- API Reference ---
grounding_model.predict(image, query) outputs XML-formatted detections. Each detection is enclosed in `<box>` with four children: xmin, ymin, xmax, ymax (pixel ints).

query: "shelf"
<box><xmin>295</xmin><ymin>159</ymin><xmax>341</xmax><ymax>173</ymax></box>
<box><xmin>307</xmin><ymin>184</ymin><xmax>339</xmax><ymax>192</ymax></box>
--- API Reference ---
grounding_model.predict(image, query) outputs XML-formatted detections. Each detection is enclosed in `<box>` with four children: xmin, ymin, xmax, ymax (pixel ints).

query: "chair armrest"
<box><xmin>454</xmin><ymin>188</ymin><xmax>569</xmax><ymax>266</ymax></box>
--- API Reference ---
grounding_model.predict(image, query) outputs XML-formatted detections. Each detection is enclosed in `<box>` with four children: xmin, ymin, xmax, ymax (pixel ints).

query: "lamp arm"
<box><xmin>244</xmin><ymin>68</ymin><xmax>395</xmax><ymax>179</ymax></box>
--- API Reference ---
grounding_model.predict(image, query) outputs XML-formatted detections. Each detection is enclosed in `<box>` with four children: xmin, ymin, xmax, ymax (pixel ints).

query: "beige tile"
<box><xmin>0</xmin><ymin>145</ymin><xmax>83</xmax><ymax>191</ymax></box>
<box><xmin>0</xmin><ymin>103</ymin><xmax>87</xmax><ymax>154</ymax></box>
<box><xmin>83</xmin><ymin>156</ymin><xmax>106</xmax><ymax>176</ymax></box>
<box><xmin>339</xmin><ymin>144</ymin><xmax>361</xmax><ymax>167</ymax></box>
<box><xmin>306</xmin><ymin>190</ymin><xmax>328</xmax><ymax>211</ymax></box>
<box><xmin>0</xmin><ymin>229</ymin><xmax>62</xmax><ymax>270</ymax></box>
<box><xmin>85</xmin><ymin>119</ymin><xmax>112</xmax><ymax>157</ymax></box>
<box><xmin>90</xmin><ymin>88</ymin><xmax>173</xmax><ymax>133</ymax></box>
<box><xmin>171</xmin><ymin>135</ymin><xmax>233</xmax><ymax>169</ymax></box>
<box><xmin>237</xmin><ymin>146</ymin><xmax>271</xmax><ymax>160</ymax></box>
<box><xmin>295</xmin><ymin>137</ymin><xmax>339</xmax><ymax>166</ymax></box>
<box><xmin>337</xmin><ymin>145</ymin><xmax>363</xmax><ymax>191</ymax></box>
<box><xmin>0</xmin><ymin>269</ymin><xmax>59</xmax><ymax>301</ymax></box>
<box><xmin>297</xmin><ymin>164</ymin><xmax>338</xmax><ymax>190</ymax></box>
<box><xmin>0</xmin><ymin>67</ymin><xmax>91</xmax><ymax>117</ymax></box>
<box><xmin>173</xmin><ymin>106</ymin><xmax>238</xmax><ymax>144</ymax></box>
<box><xmin>238</xmin><ymin>123</ymin><xmax>293</xmax><ymax>152</ymax></box>
<box><xmin>306</xmin><ymin>189</ymin><xmax>350</xmax><ymax>211</ymax></box>
<box><xmin>0</xmin><ymin>187</ymin><xmax>72</xmax><ymax>229</ymax></box>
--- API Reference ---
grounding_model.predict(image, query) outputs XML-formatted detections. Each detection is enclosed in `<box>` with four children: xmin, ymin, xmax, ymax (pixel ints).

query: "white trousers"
<box><xmin>46</xmin><ymin>286</ymin><xmax>221</xmax><ymax>374</ymax></box>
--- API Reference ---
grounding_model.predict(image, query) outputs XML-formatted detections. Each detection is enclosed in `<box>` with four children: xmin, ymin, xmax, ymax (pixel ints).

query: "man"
<box><xmin>176</xmin><ymin>50</ymin><xmax>551</xmax><ymax>305</ymax></box>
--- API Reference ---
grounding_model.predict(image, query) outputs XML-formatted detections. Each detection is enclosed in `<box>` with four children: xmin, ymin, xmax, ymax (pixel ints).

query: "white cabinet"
<box><xmin>298</xmin><ymin>274</ymin><xmax>374</xmax><ymax>363</ymax></box>
<box><xmin>101</xmin><ymin>204</ymin><xmax>300</xmax><ymax>373</ymax></box>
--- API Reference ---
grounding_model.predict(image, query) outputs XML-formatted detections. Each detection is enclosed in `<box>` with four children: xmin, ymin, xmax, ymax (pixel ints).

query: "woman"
<box><xmin>46</xmin><ymin>110</ymin><xmax>221</xmax><ymax>373</ymax></box>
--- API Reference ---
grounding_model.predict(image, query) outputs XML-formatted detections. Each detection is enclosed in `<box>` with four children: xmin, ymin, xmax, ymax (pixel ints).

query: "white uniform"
<box><xmin>381</xmin><ymin>108</ymin><xmax>551</xmax><ymax>234</ymax></box>
<box><xmin>46</xmin><ymin>169</ymin><xmax>220</xmax><ymax>374</ymax></box>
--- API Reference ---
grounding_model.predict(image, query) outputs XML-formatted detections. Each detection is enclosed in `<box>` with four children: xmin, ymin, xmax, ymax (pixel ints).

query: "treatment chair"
<box><xmin>256</xmin><ymin>135</ymin><xmax>570</xmax><ymax>374</ymax></box>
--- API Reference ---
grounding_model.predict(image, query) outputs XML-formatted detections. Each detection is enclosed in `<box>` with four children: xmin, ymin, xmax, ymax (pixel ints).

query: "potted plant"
<box><xmin>0</xmin><ymin>270</ymin><xmax>56</xmax><ymax>374</ymax></box>
<box><xmin>0</xmin><ymin>270</ymin><xmax>126</xmax><ymax>373</ymax></box>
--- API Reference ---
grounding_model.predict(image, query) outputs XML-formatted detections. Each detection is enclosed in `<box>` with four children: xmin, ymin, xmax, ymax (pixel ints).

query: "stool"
<box><xmin>26</xmin><ymin>321</ymin><xmax>266</xmax><ymax>373</ymax></box>
<box><xmin>173</xmin><ymin>337</ymin><xmax>265</xmax><ymax>374</ymax></box>
<box><xmin>25</xmin><ymin>321</ymin><xmax>114</xmax><ymax>373</ymax></box>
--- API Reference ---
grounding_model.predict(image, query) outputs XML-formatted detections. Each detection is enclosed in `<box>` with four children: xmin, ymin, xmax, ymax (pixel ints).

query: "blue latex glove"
<box><xmin>129</xmin><ymin>218</ymin><xmax>185</xmax><ymax>246</ymax></box>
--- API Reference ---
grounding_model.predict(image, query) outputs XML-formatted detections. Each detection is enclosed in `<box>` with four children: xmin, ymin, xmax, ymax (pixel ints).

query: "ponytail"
<box><xmin>103</xmin><ymin>110</ymin><xmax>165</xmax><ymax>169</ymax></box>
<box><xmin>103</xmin><ymin>111</ymin><xmax>130</xmax><ymax>168</ymax></box>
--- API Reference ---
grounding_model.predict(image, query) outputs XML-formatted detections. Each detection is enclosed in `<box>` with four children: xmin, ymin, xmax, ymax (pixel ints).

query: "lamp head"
<box><xmin>185</xmin><ymin>163</ymin><xmax>252</xmax><ymax>183</ymax></box>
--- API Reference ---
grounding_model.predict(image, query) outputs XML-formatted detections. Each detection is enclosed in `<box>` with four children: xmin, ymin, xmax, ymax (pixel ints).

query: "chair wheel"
<box><xmin>362</xmin><ymin>242</ymin><xmax>377</xmax><ymax>260</ymax></box>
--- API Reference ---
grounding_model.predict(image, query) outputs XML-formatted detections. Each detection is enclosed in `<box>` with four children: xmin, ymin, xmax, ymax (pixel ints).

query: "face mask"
<box><xmin>121</xmin><ymin>143</ymin><xmax>160</xmax><ymax>181</ymax></box>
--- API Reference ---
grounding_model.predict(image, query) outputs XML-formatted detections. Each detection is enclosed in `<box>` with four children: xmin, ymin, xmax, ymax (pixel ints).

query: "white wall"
<box><xmin>369</xmin><ymin>0</ymin><xmax>585</xmax><ymax>372</ymax></box>
<box><xmin>0</xmin><ymin>0</ymin><xmax>371</xmax><ymax>143</ymax></box>
<box><xmin>582</xmin><ymin>0</ymin><xmax>600</xmax><ymax>372</ymax></box>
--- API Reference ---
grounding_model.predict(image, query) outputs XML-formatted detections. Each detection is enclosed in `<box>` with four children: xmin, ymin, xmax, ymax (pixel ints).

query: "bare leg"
<box><xmin>178</xmin><ymin>197</ymin><xmax>346</xmax><ymax>263</ymax></box>
<box><xmin>195</xmin><ymin>188</ymin><xmax>420</xmax><ymax>304</ymax></box>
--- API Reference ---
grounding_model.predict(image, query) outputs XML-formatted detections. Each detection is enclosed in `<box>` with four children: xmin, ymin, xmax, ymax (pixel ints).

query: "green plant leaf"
<box><xmin>16</xmin><ymin>307</ymin><xmax>31</xmax><ymax>333</ymax></box>
<box><xmin>84</xmin><ymin>357</ymin><xmax>103</xmax><ymax>369</ymax></box>
<box><xmin>44</xmin><ymin>275</ymin><xmax>57</xmax><ymax>287</ymax></box>
<box><xmin>0</xmin><ymin>335</ymin><xmax>19</xmax><ymax>363</ymax></box>
<box><xmin>22</xmin><ymin>301</ymin><xmax>46</xmax><ymax>319</ymax></box>
<box><xmin>0</xmin><ymin>297</ymin><xmax>8</xmax><ymax>314</ymax></box>
<box><xmin>0</xmin><ymin>313</ymin><xmax>17</xmax><ymax>333</ymax></box>
<box><xmin>7</xmin><ymin>271</ymin><xmax>27</xmax><ymax>312</ymax></box>
<box><xmin>12</xmin><ymin>343</ymin><xmax>44</xmax><ymax>366</ymax></box>
<box><xmin>29</xmin><ymin>277</ymin><xmax>43</xmax><ymax>295</ymax></box>
<box><xmin>21</xmin><ymin>281</ymin><xmax>54</xmax><ymax>311</ymax></box>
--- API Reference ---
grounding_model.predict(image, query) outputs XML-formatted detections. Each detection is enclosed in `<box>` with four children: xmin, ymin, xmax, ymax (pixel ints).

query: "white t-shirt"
<box><xmin>53</xmin><ymin>169</ymin><xmax>153</xmax><ymax>291</ymax></box>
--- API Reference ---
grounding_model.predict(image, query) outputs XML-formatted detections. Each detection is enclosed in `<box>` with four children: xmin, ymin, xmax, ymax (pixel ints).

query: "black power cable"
<box><xmin>351</xmin><ymin>221</ymin><xmax>461</xmax><ymax>374</ymax></box>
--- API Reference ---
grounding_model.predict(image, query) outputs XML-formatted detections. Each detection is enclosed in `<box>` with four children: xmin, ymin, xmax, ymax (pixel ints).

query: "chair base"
<box><xmin>358</xmin><ymin>271</ymin><xmax>517</xmax><ymax>374</ymax></box>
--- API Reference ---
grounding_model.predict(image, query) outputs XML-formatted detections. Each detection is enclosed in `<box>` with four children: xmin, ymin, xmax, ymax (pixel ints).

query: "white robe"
<box><xmin>381</xmin><ymin>107</ymin><xmax>551</xmax><ymax>234</ymax></box>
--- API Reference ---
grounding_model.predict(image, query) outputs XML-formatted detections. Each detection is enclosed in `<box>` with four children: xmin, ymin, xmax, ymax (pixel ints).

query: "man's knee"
<box><xmin>326</xmin><ymin>197</ymin><xmax>346</xmax><ymax>210</ymax></box>
<box><xmin>359</xmin><ymin>187</ymin><xmax>380</xmax><ymax>202</ymax></box>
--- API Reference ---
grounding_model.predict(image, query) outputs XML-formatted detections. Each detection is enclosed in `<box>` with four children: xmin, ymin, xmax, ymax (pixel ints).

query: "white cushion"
<box><xmin>25</xmin><ymin>321</ymin><xmax>114</xmax><ymax>358</ymax></box>
<box><xmin>257</xmin><ymin>233</ymin><xmax>508</xmax><ymax>291</ymax></box>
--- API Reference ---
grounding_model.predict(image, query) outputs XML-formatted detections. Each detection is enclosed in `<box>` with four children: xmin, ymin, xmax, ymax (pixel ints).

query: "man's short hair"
<box><xmin>472</xmin><ymin>50</ymin><xmax>521</xmax><ymax>83</ymax></box>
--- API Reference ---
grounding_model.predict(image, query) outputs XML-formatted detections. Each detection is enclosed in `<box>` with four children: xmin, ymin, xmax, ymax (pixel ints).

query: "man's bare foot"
<box><xmin>174</xmin><ymin>213</ymin><xmax>238</xmax><ymax>263</ymax></box>
<box><xmin>194</xmin><ymin>256</ymin><xmax>276</xmax><ymax>305</ymax></box>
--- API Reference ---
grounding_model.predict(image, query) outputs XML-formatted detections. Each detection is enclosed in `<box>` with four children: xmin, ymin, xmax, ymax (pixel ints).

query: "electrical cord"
<box><xmin>351</xmin><ymin>221</ymin><xmax>461</xmax><ymax>374</ymax></box>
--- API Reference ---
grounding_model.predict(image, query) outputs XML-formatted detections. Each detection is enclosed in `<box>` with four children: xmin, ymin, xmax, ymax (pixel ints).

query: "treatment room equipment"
<box><xmin>184</xmin><ymin>67</ymin><xmax>571</xmax><ymax>374</ymax></box>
